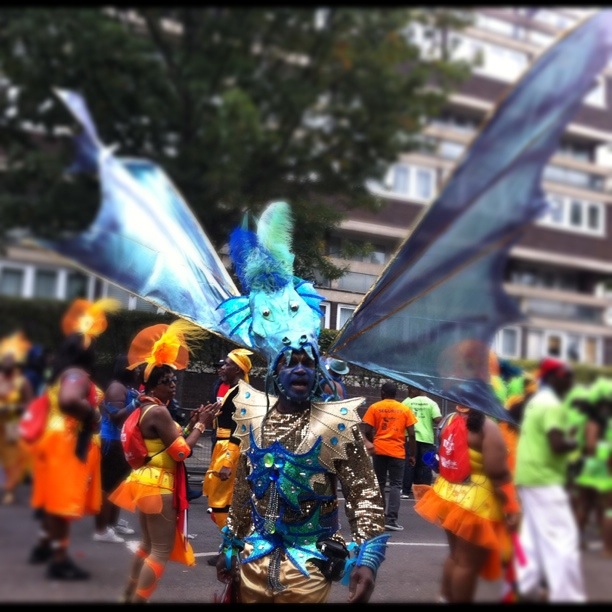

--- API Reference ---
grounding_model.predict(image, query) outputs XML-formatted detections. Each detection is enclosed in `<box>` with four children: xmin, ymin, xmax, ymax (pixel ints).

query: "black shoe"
<box><xmin>207</xmin><ymin>553</ymin><xmax>220</xmax><ymax>566</ymax></box>
<box><xmin>47</xmin><ymin>557</ymin><xmax>90</xmax><ymax>580</ymax></box>
<box><xmin>187</xmin><ymin>488</ymin><xmax>203</xmax><ymax>501</ymax></box>
<box><xmin>28</xmin><ymin>543</ymin><xmax>52</xmax><ymax>565</ymax></box>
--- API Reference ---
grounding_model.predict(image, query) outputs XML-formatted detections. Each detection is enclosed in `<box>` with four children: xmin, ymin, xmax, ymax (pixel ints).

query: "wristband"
<box><xmin>341</xmin><ymin>533</ymin><xmax>389</xmax><ymax>586</ymax></box>
<box><xmin>194</xmin><ymin>422</ymin><xmax>206</xmax><ymax>434</ymax></box>
<box><xmin>498</xmin><ymin>481</ymin><xmax>521</xmax><ymax>514</ymax></box>
<box><xmin>220</xmin><ymin>526</ymin><xmax>244</xmax><ymax>570</ymax></box>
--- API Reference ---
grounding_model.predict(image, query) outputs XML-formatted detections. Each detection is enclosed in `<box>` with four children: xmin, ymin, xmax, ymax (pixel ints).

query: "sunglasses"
<box><xmin>159</xmin><ymin>377</ymin><xmax>178</xmax><ymax>386</ymax></box>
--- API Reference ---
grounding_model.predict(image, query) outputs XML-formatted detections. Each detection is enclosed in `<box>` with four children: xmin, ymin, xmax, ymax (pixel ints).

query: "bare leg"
<box><xmin>448</xmin><ymin>536</ymin><xmax>489</xmax><ymax>602</ymax></box>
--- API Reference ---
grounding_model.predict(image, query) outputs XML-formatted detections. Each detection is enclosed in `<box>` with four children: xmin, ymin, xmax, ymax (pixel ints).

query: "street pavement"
<box><xmin>1</xmin><ymin>480</ymin><xmax>611</xmax><ymax>604</ymax></box>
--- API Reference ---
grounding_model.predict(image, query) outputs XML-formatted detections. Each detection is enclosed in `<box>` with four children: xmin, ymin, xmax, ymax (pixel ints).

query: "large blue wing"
<box><xmin>328</xmin><ymin>10</ymin><xmax>612</xmax><ymax>422</ymax></box>
<box><xmin>33</xmin><ymin>89</ymin><xmax>245</xmax><ymax>345</ymax></box>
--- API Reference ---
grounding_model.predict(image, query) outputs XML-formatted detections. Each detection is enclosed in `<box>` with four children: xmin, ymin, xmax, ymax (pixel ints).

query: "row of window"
<box><xmin>381</xmin><ymin>162</ymin><xmax>607</xmax><ymax>235</ymax></box>
<box><xmin>408</xmin><ymin>17</ymin><xmax>607</xmax><ymax>106</ymax></box>
<box><xmin>494</xmin><ymin>325</ymin><xmax>601</xmax><ymax>365</ymax></box>
<box><xmin>323</xmin><ymin>305</ymin><xmax>604</xmax><ymax>366</ymax></box>
<box><xmin>0</xmin><ymin>261</ymin><xmax>158</xmax><ymax>313</ymax></box>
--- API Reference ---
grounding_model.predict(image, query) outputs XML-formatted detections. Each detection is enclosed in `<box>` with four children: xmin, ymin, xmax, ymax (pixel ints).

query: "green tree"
<box><xmin>0</xmin><ymin>7</ymin><xmax>473</xmax><ymax>283</ymax></box>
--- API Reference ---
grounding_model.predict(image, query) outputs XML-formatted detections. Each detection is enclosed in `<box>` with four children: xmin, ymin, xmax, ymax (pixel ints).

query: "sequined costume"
<box><xmin>224</xmin><ymin>380</ymin><xmax>387</xmax><ymax>603</ymax></box>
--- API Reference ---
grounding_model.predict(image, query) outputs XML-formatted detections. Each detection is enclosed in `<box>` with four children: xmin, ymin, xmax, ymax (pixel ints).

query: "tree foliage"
<box><xmin>0</xmin><ymin>7</ymin><xmax>473</xmax><ymax>282</ymax></box>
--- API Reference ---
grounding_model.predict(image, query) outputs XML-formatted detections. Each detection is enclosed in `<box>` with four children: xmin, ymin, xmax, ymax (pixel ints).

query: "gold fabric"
<box><xmin>238</xmin><ymin>543</ymin><xmax>332</xmax><ymax>604</ymax></box>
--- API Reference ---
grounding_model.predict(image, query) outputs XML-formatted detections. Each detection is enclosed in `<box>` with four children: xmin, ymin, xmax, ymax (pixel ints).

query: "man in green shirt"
<box><xmin>514</xmin><ymin>357</ymin><xmax>585</xmax><ymax>603</ymax></box>
<box><xmin>400</xmin><ymin>386</ymin><xmax>442</xmax><ymax>499</ymax></box>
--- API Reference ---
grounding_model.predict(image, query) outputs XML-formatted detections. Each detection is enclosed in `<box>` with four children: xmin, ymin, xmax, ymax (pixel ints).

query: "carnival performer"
<box><xmin>514</xmin><ymin>357</ymin><xmax>585</xmax><ymax>602</ymax></box>
<box><xmin>27</xmin><ymin>297</ymin><xmax>120</xmax><ymax>579</ymax></box>
<box><xmin>203</xmin><ymin>348</ymin><xmax>253</xmax><ymax>565</ymax></box>
<box><xmin>109</xmin><ymin>320</ymin><xmax>218</xmax><ymax>603</ymax></box>
<box><xmin>414</xmin><ymin>405</ymin><xmax>522</xmax><ymax>603</ymax></box>
<box><xmin>0</xmin><ymin>331</ymin><xmax>34</xmax><ymax>505</ymax></box>
<box><xmin>213</xmin><ymin>202</ymin><xmax>388</xmax><ymax>604</ymax></box>
<box><xmin>574</xmin><ymin>376</ymin><xmax>612</xmax><ymax>557</ymax></box>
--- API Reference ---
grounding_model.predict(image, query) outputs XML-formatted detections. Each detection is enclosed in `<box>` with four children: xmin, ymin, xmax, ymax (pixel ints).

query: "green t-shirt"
<box><xmin>515</xmin><ymin>386</ymin><xmax>570</xmax><ymax>486</ymax></box>
<box><xmin>401</xmin><ymin>395</ymin><xmax>442</xmax><ymax>444</ymax></box>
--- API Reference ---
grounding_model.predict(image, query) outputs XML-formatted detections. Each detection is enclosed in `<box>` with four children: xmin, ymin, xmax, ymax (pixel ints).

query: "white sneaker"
<box><xmin>93</xmin><ymin>527</ymin><xmax>125</xmax><ymax>543</ymax></box>
<box><xmin>114</xmin><ymin>519</ymin><xmax>136</xmax><ymax>535</ymax></box>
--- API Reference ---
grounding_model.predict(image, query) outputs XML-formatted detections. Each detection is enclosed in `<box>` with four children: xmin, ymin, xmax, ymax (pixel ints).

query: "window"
<box><xmin>0</xmin><ymin>267</ymin><xmax>24</xmax><ymax>297</ymax></box>
<box><xmin>319</xmin><ymin>302</ymin><xmax>331</xmax><ymax>329</ymax></box>
<box><xmin>387</xmin><ymin>164</ymin><xmax>435</xmax><ymax>201</ymax></box>
<box><xmin>66</xmin><ymin>271</ymin><xmax>89</xmax><ymax>300</ymax></box>
<box><xmin>538</xmin><ymin>192</ymin><xmax>604</xmax><ymax>235</ymax></box>
<box><xmin>336</xmin><ymin>304</ymin><xmax>355</xmax><ymax>330</ymax></box>
<box><xmin>538</xmin><ymin>330</ymin><xmax>602</xmax><ymax>364</ymax></box>
<box><xmin>393</xmin><ymin>165</ymin><xmax>409</xmax><ymax>193</ymax></box>
<box><xmin>546</xmin><ymin>333</ymin><xmax>562</xmax><ymax>357</ymax></box>
<box><xmin>337</xmin><ymin>272</ymin><xmax>378</xmax><ymax>294</ymax></box>
<box><xmin>493</xmin><ymin>326</ymin><xmax>520</xmax><ymax>358</ymax></box>
<box><xmin>33</xmin><ymin>270</ymin><xmax>57</xmax><ymax>299</ymax></box>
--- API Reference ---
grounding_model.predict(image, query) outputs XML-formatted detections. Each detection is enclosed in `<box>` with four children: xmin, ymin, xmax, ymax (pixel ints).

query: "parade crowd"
<box><xmin>0</xmin><ymin>303</ymin><xmax>610</xmax><ymax>604</ymax></box>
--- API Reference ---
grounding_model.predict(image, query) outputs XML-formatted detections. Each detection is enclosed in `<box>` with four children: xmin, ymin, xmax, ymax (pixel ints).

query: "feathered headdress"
<box><xmin>61</xmin><ymin>297</ymin><xmax>122</xmax><ymax>347</ymax></box>
<box><xmin>127</xmin><ymin>319</ymin><xmax>209</xmax><ymax>382</ymax></box>
<box><xmin>0</xmin><ymin>331</ymin><xmax>32</xmax><ymax>364</ymax></box>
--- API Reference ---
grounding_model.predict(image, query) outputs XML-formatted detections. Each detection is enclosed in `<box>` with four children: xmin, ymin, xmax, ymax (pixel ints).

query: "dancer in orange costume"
<box><xmin>0</xmin><ymin>331</ymin><xmax>34</xmax><ymax>505</ymax></box>
<box><xmin>27</xmin><ymin>298</ymin><xmax>120</xmax><ymax>579</ymax></box>
<box><xmin>110</xmin><ymin>320</ymin><xmax>217</xmax><ymax>603</ymax></box>
<box><xmin>414</xmin><ymin>406</ymin><xmax>521</xmax><ymax>603</ymax></box>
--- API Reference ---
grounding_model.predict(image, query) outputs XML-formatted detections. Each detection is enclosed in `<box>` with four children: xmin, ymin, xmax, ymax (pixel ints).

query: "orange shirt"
<box><xmin>362</xmin><ymin>398</ymin><xmax>418</xmax><ymax>459</ymax></box>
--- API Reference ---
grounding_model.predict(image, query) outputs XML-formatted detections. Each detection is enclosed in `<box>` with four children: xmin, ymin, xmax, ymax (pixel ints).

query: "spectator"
<box><xmin>414</xmin><ymin>405</ymin><xmax>521</xmax><ymax>603</ymax></box>
<box><xmin>400</xmin><ymin>386</ymin><xmax>442</xmax><ymax>499</ymax></box>
<box><xmin>514</xmin><ymin>357</ymin><xmax>586</xmax><ymax>602</ymax></box>
<box><xmin>321</xmin><ymin>358</ymin><xmax>349</xmax><ymax>400</ymax></box>
<box><xmin>361</xmin><ymin>381</ymin><xmax>418</xmax><ymax>531</ymax></box>
<box><xmin>93</xmin><ymin>354</ymin><xmax>140</xmax><ymax>543</ymax></box>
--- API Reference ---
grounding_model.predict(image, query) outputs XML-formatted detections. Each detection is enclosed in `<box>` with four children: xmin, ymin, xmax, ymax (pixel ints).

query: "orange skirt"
<box><xmin>30</xmin><ymin>429</ymin><xmax>101</xmax><ymax>518</ymax></box>
<box><xmin>110</xmin><ymin>466</ymin><xmax>195</xmax><ymax>567</ymax></box>
<box><xmin>415</xmin><ymin>481</ymin><xmax>511</xmax><ymax>580</ymax></box>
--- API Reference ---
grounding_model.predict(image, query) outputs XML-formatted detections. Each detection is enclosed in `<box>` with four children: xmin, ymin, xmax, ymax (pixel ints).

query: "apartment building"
<box><xmin>318</xmin><ymin>7</ymin><xmax>612</xmax><ymax>367</ymax></box>
<box><xmin>2</xmin><ymin>8</ymin><xmax>612</xmax><ymax>366</ymax></box>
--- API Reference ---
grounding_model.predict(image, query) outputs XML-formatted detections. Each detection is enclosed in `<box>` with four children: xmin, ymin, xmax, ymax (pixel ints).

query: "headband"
<box><xmin>228</xmin><ymin>348</ymin><xmax>253</xmax><ymax>383</ymax></box>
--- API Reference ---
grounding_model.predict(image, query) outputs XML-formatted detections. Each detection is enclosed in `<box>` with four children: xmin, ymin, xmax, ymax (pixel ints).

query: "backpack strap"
<box><xmin>138</xmin><ymin>402</ymin><xmax>167</xmax><ymax>462</ymax></box>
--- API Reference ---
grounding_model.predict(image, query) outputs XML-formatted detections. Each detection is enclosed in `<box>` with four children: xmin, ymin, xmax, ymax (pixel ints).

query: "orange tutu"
<box><xmin>415</xmin><ymin>483</ymin><xmax>511</xmax><ymax>580</ymax></box>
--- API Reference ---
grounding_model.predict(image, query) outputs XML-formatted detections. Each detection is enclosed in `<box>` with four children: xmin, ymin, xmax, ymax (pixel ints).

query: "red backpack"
<box><xmin>19</xmin><ymin>380</ymin><xmax>99</xmax><ymax>444</ymax></box>
<box><xmin>19</xmin><ymin>393</ymin><xmax>50</xmax><ymax>444</ymax></box>
<box><xmin>437</xmin><ymin>412</ymin><xmax>471</xmax><ymax>484</ymax></box>
<box><xmin>121</xmin><ymin>401</ymin><xmax>163</xmax><ymax>469</ymax></box>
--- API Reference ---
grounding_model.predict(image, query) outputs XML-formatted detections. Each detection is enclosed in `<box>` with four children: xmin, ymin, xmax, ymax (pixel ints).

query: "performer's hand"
<box><xmin>198</xmin><ymin>401</ymin><xmax>221</xmax><ymax>428</ymax></box>
<box><xmin>347</xmin><ymin>565</ymin><xmax>375</xmax><ymax>603</ymax></box>
<box><xmin>218</xmin><ymin>466</ymin><xmax>232</xmax><ymax>481</ymax></box>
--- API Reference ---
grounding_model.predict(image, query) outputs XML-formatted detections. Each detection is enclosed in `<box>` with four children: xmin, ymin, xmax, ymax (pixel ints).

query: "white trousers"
<box><xmin>515</xmin><ymin>485</ymin><xmax>586</xmax><ymax>603</ymax></box>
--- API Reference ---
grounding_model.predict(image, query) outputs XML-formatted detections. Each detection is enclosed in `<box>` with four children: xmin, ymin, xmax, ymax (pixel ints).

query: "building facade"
<box><xmin>2</xmin><ymin>8</ymin><xmax>612</xmax><ymax>367</ymax></box>
<box><xmin>317</xmin><ymin>7</ymin><xmax>612</xmax><ymax>367</ymax></box>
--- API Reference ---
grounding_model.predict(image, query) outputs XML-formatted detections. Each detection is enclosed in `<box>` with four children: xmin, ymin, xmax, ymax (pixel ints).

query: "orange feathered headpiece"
<box><xmin>127</xmin><ymin>319</ymin><xmax>209</xmax><ymax>382</ymax></box>
<box><xmin>0</xmin><ymin>331</ymin><xmax>32</xmax><ymax>364</ymax></box>
<box><xmin>61</xmin><ymin>297</ymin><xmax>122</xmax><ymax>348</ymax></box>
